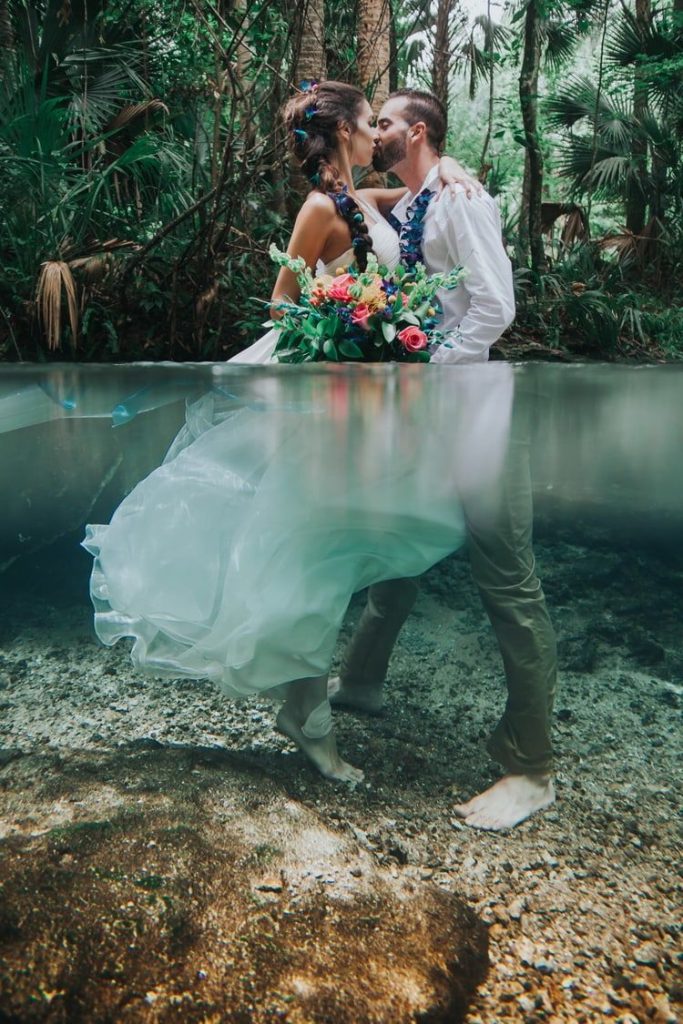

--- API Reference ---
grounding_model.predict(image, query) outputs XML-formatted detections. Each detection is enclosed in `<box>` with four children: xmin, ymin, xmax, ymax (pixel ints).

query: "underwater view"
<box><xmin>0</xmin><ymin>362</ymin><xmax>681</xmax><ymax>1023</ymax></box>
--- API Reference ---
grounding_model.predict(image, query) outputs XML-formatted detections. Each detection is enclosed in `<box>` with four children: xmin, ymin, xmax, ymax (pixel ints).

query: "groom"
<box><xmin>330</xmin><ymin>89</ymin><xmax>558</xmax><ymax>831</ymax></box>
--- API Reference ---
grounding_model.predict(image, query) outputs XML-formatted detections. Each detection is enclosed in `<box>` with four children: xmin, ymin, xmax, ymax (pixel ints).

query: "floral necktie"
<box><xmin>388</xmin><ymin>188</ymin><xmax>436</xmax><ymax>268</ymax></box>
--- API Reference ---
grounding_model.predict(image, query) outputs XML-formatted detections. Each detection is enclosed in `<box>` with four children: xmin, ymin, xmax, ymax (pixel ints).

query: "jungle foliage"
<box><xmin>0</xmin><ymin>0</ymin><xmax>681</xmax><ymax>362</ymax></box>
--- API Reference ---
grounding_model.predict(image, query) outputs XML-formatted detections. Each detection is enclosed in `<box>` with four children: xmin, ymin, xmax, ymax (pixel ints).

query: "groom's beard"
<box><xmin>372</xmin><ymin>135</ymin><xmax>407</xmax><ymax>172</ymax></box>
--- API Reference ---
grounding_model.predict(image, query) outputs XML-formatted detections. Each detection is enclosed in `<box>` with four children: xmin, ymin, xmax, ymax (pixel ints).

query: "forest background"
<box><xmin>1</xmin><ymin>0</ymin><xmax>681</xmax><ymax>362</ymax></box>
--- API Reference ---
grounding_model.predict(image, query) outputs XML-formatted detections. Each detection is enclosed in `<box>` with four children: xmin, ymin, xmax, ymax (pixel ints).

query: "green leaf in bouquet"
<box><xmin>274</xmin><ymin>347</ymin><xmax>303</xmax><ymax>362</ymax></box>
<box><xmin>315</xmin><ymin>316</ymin><xmax>340</xmax><ymax>340</ymax></box>
<box><xmin>274</xmin><ymin>329</ymin><xmax>300</xmax><ymax>352</ymax></box>
<box><xmin>323</xmin><ymin>338</ymin><xmax>339</xmax><ymax>361</ymax></box>
<box><xmin>339</xmin><ymin>340</ymin><xmax>364</xmax><ymax>359</ymax></box>
<box><xmin>381</xmin><ymin>321</ymin><xmax>396</xmax><ymax>342</ymax></box>
<box><xmin>399</xmin><ymin>311</ymin><xmax>421</xmax><ymax>327</ymax></box>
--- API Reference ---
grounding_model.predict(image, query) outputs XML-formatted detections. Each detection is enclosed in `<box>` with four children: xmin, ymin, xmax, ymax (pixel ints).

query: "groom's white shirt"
<box><xmin>390</xmin><ymin>165</ymin><xmax>515</xmax><ymax>363</ymax></box>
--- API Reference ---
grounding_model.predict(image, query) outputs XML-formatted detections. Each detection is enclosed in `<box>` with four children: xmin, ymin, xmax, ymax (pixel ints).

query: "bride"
<box><xmin>84</xmin><ymin>81</ymin><xmax>475</xmax><ymax>785</ymax></box>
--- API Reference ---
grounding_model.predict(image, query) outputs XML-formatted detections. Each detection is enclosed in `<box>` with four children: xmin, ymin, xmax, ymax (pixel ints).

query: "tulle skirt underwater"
<box><xmin>83</xmin><ymin>364</ymin><xmax>514</xmax><ymax>698</ymax></box>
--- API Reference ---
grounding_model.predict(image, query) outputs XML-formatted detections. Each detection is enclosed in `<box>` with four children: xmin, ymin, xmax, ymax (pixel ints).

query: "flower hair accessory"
<box><xmin>299</xmin><ymin>79</ymin><xmax>319</xmax><ymax>94</ymax></box>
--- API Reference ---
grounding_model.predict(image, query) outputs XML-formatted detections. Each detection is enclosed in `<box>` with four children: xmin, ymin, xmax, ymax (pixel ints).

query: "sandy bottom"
<box><xmin>0</xmin><ymin>515</ymin><xmax>681</xmax><ymax>1023</ymax></box>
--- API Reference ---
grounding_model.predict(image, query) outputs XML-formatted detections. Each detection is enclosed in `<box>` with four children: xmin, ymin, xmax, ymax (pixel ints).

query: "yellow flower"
<box><xmin>359</xmin><ymin>280</ymin><xmax>388</xmax><ymax>311</ymax></box>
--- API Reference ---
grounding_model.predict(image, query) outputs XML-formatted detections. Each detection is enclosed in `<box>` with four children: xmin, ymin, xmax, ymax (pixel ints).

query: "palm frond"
<box><xmin>605</xmin><ymin>10</ymin><xmax>675</xmax><ymax>69</ymax></box>
<box><xmin>471</xmin><ymin>14</ymin><xmax>510</xmax><ymax>51</ymax></box>
<box><xmin>36</xmin><ymin>259</ymin><xmax>78</xmax><ymax>350</ymax></box>
<box><xmin>597</xmin><ymin>113</ymin><xmax>634</xmax><ymax>151</ymax></box>
<box><xmin>585</xmin><ymin>154</ymin><xmax>632</xmax><ymax>188</ymax></box>
<box><xmin>544</xmin><ymin>21</ymin><xmax>579</xmax><ymax>72</ymax></box>
<box><xmin>545</xmin><ymin>76</ymin><xmax>597</xmax><ymax>129</ymax></box>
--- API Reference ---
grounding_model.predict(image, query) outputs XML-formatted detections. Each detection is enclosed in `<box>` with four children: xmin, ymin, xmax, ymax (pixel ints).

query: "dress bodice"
<box><xmin>317</xmin><ymin>197</ymin><xmax>400</xmax><ymax>276</ymax></box>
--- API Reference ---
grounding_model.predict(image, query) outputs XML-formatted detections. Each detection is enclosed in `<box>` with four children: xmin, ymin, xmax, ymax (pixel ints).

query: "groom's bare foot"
<box><xmin>276</xmin><ymin>705</ymin><xmax>364</xmax><ymax>785</ymax></box>
<box><xmin>453</xmin><ymin>774</ymin><xmax>555</xmax><ymax>831</ymax></box>
<box><xmin>327</xmin><ymin>675</ymin><xmax>384</xmax><ymax>715</ymax></box>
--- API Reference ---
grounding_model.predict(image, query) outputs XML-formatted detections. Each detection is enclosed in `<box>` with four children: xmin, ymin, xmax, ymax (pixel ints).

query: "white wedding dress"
<box><xmin>83</xmin><ymin>204</ymin><xmax>513</xmax><ymax>698</ymax></box>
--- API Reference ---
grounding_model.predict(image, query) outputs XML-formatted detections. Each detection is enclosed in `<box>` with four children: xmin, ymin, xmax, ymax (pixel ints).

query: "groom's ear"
<box><xmin>408</xmin><ymin>121</ymin><xmax>427</xmax><ymax>143</ymax></box>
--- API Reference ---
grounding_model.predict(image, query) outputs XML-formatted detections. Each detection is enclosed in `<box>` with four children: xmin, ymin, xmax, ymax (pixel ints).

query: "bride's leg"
<box><xmin>276</xmin><ymin>674</ymin><xmax>364</xmax><ymax>784</ymax></box>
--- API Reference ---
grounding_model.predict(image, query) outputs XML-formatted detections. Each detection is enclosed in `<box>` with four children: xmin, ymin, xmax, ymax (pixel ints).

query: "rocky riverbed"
<box><xmin>0</xmin><ymin>514</ymin><xmax>681</xmax><ymax>1023</ymax></box>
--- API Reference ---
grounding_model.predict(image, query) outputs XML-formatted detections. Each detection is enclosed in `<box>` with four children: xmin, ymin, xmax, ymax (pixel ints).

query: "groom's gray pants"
<box><xmin>338</xmin><ymin>425</ymin><xmax>557</xmax><ymax>777</ymax></box>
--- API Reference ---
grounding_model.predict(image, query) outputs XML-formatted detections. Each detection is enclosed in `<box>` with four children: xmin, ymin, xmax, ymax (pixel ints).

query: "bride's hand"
<box><xmin>437</xmin><ymin>155</ymin><xmax>483</xmax><ymax>200</ymax></box>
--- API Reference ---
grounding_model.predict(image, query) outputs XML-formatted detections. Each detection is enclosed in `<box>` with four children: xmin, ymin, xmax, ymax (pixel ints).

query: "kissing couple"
<box><xmin>85</xmin><ymin>80</ymin><xmax>557</xmax><ymax>832</ymax></box>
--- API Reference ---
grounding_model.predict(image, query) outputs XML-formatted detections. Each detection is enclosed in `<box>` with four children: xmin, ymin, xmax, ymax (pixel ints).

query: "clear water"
<box><xmin>0</xmin><ymin>362</ymin><xmax>681</xmax><ymax>1020</ymax></box>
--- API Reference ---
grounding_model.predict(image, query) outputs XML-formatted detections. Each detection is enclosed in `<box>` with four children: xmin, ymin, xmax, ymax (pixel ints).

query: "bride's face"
<box><xmin>347</xmin><ymin>100</ymin><xmax>377</xmax><ymax>168</ymax></box>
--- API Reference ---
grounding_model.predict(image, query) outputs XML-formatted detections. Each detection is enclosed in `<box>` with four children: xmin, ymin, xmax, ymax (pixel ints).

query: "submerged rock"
<box><xmin>0</xmin><ymin>746</ymin><xmax>488</xmax><ymax>1022</ymax></box>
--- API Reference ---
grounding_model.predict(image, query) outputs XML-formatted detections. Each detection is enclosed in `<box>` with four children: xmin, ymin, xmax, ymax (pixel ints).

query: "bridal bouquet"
<box><xmin>264</xmin><ymin>246</ymin><xmax>466</xmax><ymax>363</ymax></box>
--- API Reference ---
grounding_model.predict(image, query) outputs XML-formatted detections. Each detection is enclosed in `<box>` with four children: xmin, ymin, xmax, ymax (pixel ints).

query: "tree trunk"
<box><xmin>297</xmin><ymin>0</ymin><xmax>326</xmax><ymax>83</ymax></box>
<box><xmin>357</xmin><ymin>0</ymin><xmax>391</xmax><ymax>107</ymax></box>
<box><xmin>478</xmin><ymin>0</ymin><xmax>495</xmax><ymax>175</ymax></box>
<box><xmin>625</xmin><ymin>0</ymin><xmax>651</xmax><ymax>236</ymax></box>
<box><xmin>432</xmin><ymin>0</ymin><xmax>452</xmax><ymax>124</ymax></box>
<box><xmin>518</xmin><ymin>0</ymin><xmax>546</xmax><ymax>273</ymax></box>
<box><xmin>289</xmin><ymin>0</ymin><xmax>326</xmax><ymax>203</ymax></box>
<box><xmin>358</xmin><ymin>0</ymin><xmax>390</xmax><ymax>185</ymax></box>
<box><xmin>0</xmin><ymin>0</ymin><xmax>15</xmax><ymax>93</ymax></box>
<box><xmin>389</xmin><ymin>0</ymin><xmax>398</xmax><ymax>93</ymax></box>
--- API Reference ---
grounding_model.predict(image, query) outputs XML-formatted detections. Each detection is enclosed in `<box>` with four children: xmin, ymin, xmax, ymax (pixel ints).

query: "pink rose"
<box><xmin>350</xmin><ymin>302</ymin><xmax>373</xmax><ymax>329</ymax></box>
<box><xmin>397</xmin><ymin>326</ymin><xmax>428</xmax><ymax>352</ymax></box>
<box><xmin>328</xmin><ymin>273</ymin><xmax>355</xmax><ymax>302</ymax></box>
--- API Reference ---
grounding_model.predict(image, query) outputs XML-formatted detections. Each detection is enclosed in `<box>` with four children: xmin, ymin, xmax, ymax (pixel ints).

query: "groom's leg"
<box><xmin>454</xmin><ymin>426</ymin><xmax>557</xmax><ymax>831</ymax></box>
<box><xmin>465</xmin><ymin>432</ymin><xmax>556</xmax><ymax>776</ymax></box>
<box><xmin>329</xmin><ymin>578</ymin><xmax>419</xmax><ymax>712</ymax></box>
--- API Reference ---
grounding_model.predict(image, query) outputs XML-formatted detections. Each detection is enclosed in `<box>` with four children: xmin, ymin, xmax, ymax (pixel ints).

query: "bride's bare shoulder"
<box><xmin>299</xmin><ymin>191</ymin><xmax>338</xmax><ymax>220</ymax></box>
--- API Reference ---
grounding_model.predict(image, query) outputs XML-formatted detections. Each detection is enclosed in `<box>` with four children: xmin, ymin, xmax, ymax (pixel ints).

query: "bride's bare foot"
<box><xmin>328</xmin><ymin>675</ymin><xmax>384</xmax><ymax>715</ymax></box>
<box><xmin>276</xmin><ymin>704</ymin><xmax>364</xmax><ymax>785</ymax></box>
<box><xmin>453</xmin><ymin>774</ymin><xmax>555</xmax><ymax>831</ymax></box>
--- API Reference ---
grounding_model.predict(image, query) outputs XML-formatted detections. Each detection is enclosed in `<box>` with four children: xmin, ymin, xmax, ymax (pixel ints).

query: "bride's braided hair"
<box><xmin>284</xmin><ymin>81</ymin><xmax>374</xmax><ymax>271</ymax></box>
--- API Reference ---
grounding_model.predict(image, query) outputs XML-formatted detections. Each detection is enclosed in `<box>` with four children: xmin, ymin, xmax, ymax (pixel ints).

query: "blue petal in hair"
<box><xmin>293</xmin><ymin>128</ymin><xmax>308</xmax><ymax>141</ymax></box>
<box><xmin>299</xmin><ymin>79</ymin><xmax>319</xmax><ymax>93</ymax></box>
<box><xmin>304</xmin><ymin>106</ymin><xmax>318</xmax><ymax>121</ymax></box>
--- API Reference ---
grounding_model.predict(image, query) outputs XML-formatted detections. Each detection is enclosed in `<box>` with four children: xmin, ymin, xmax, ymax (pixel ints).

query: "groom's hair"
<box><xmin>388</xmin><ymin>90</ymin><xmax>446</xmax><ymax>153</ymax></box>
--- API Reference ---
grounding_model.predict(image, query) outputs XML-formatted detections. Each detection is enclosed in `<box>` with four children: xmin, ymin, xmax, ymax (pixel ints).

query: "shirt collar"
<box><xmin>391</xmin><ymin>164</ymin><xmax>440</xmax><ymax>223</ymax></box>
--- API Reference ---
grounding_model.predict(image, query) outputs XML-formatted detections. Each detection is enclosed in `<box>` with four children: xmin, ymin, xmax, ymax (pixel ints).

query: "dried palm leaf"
<box><xmin>107</xmin><ymin>100</ymin><xmax>169</xmax><ymax>132</ymax></box>
<box><xmin>597</xmin><ymin>229</ymin><xmax>637</xmax><ymax>257</ymax></box>
<box><xmin>561</xmin><ymin>209</ymin><xmax>589</xmax><ymax>248</ymax></box>
<box><xmin>36</xmin><ymin>261</ymin><xmax>78</xmax><ymax>351</ymax></box>
<box><xmin>541</xmin><ymin>203</ymin><xmax>589</xmax><ymax>249</ymax></box>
